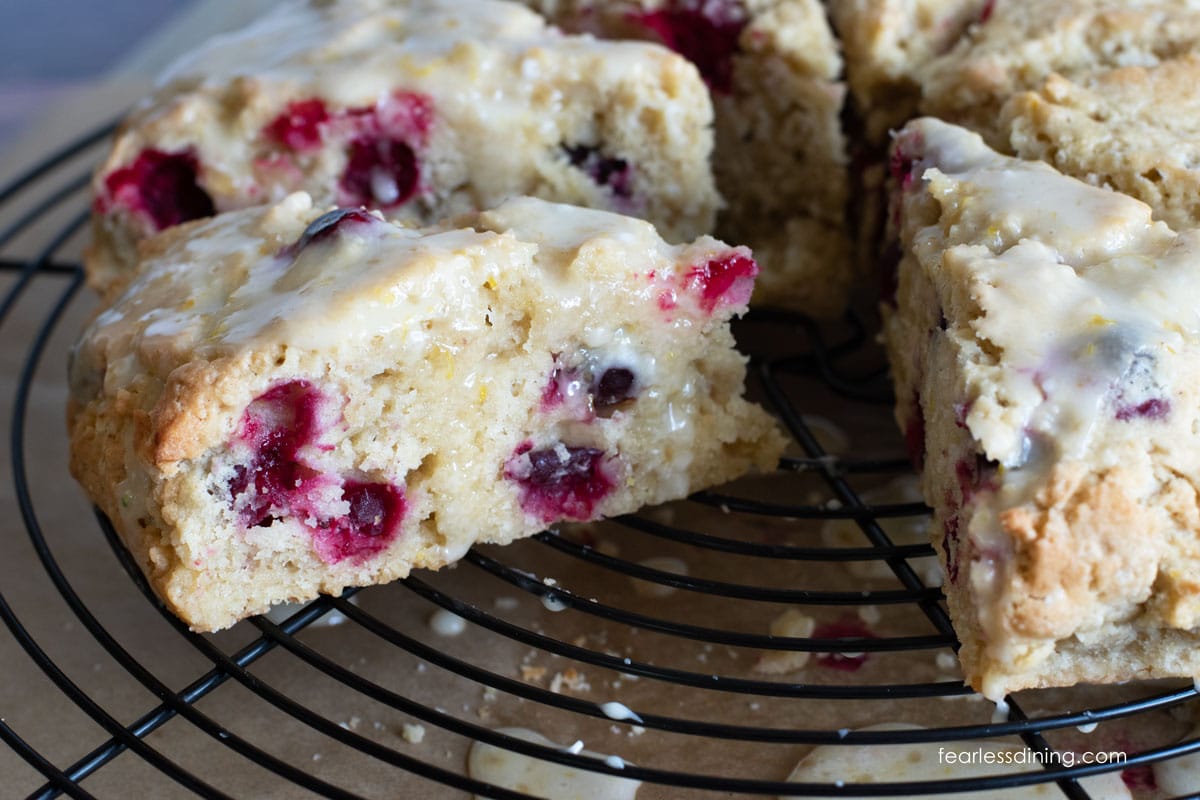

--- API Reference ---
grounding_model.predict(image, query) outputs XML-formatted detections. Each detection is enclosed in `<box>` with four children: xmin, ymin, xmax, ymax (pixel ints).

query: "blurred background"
<box><xmin>0</xmin><ymin>1</ymin><xmax>195</xmax><ymax>146</ymax></box>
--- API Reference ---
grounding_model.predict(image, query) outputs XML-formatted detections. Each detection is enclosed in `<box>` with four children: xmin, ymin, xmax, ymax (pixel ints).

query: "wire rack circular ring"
<box><xmin>1</xmin><ymin>122</ymin><xmax>1197</xmax><ymax>799</ymax></box>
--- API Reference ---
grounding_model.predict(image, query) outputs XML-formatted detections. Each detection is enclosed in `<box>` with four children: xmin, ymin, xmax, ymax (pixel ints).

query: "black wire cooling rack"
<box><xmin>2</xmin><ymin>121</ymin><xmax>1199</xmax><ymax>799</ymax></box>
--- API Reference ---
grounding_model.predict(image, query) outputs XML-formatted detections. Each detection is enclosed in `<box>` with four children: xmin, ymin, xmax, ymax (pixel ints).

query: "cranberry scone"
<box><xmin>1001</xmin><ymin>55</ymin><xmax>1200</xmax><ymax>233</ymax></box>
<box><xmin>68</xmin><ymin>194</ymin><xmax>785</xmax><ymax>632</ymax></box>
<box><xmin>916</xmin><ymin>0</ymin><xmax>1200</xmax><ymax>147</ymax></box>
<box><xmin>86</xmin><ymin>0</ymin><xmax>719</xmax><ymax>297</ymax></box>
<box><xmin>829</xmin><ymin>0</ymin><xmax>989</xmax><ymax>144</ymax></box>
<box><xmin>520</xmin><ymin>0</ymin><xmax>854</xmax><ymax>316</ymax></box>
<box><xmin>884</xmin><ymin>118</ymin><xmax>1200</xmax><ymax>700</ymax></box>
<box><xmin>838</xmin><ymin>1</ymin><xmax>1200</xmax><ymax>296</ymax></box>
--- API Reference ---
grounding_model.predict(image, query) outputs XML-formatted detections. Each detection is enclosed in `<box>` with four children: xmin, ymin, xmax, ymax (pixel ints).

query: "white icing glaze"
<box><xmin>910</xmin><ymin>119</ymin><xmax>1195</xmax><ymax>469</ymax></box>
<box><xmin>541</xmin><ymin>593</ymin><xmax>568</xmax><ymax>613</ymax></box>
<box><xmin>599</xmin><ymin>701</ymin><xmax>642</xmax><ymax>724</ymax></box>
<box><xmin>782</xmin><ymin>724</ymin><xmax>1130</xmax><ymax>799</ymax></box>
<box><xmin>901</xmin><ymin>119</ymin><xmax>1200</xmax><ymax>690</ymax></box>
<box><xmin>1153</xmin><ymin>724</ymin><xmax>1200</xmax><ymax>796</ymax></box>
<box><xmin>160</xmin><ymin>0</ymin><xmax>547</xmax><ymax>105</ymax></box>
<box><xmin>428</xmin><ymin>608</ymin><xmax>466</xmax><ymax>636</ymax></box>
<box><xmin>262</xmin><ymin>593</ymin><xmax>358</xmax><ymax>627</ymax></box>
<box><xmin>466</xmin><ymin>727</ymin><xmax>639</xmax><ymax>800</ymax></box>
<box><xmin>630</xmin><ymin>556</ymin><xmax>690</xmax><ymax>598</ymax></box>
<box><xmin>77</xmin><ymin>193</ymin><xmax>697</xmax><ymax>399</ymax></box>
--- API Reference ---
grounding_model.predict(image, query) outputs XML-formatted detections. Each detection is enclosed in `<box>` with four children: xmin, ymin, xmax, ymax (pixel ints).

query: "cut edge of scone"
<box><xmin>883</xmin><ymin>118</ymin><xmax>1200</xmax><ymax>700</ymax></box>
<box><xmin>69</xmin><ymin>193</ymin><xmax>786</xmax><ymax>632</ymax></box>
<box><xmin>518</xmin><ymin>0</ymin><xmax>857</xmax><ymax>318</ymax></box>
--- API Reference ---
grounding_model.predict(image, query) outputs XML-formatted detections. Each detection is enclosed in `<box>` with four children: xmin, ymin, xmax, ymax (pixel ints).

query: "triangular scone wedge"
<box><xmin>885</xmin><ymin>118</ymin><xmax>1200</xmax><ymax>700</ymax></box>
<box><xmin>69</xmin><ymin>194</ymin><xmax>785</xmax><ymax>632</ymax></box>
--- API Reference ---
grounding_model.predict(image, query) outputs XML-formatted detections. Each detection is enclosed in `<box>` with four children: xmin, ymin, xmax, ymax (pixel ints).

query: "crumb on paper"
<box><xmin>857</xmin><ymin>605</ymin><xmax>882</xmax><ymax>625</ymax></box>
<box><xmin>593</xmin><ymin>537</ymin><xmax>620</xmax><ymax>557</ymax></box>
<box><xmin>494</xmin><ymin>596</ymin><xmax>520</xmax><ymax>611</ymax></box>
<box><xmin>550</xmin><ymin>668</ymin><xmax>591</xmax><ymax>694</ymax></box>
<box><xmin>482</xmin><ymin>687</ymin><xmax>498</xmax><ymax>703</ymax></box>
<box><xmin>521</xmin><ymin>665</ymin><xmax>547</xmax><ymax>684</ymax></box>
<box><xmin>754</xmin><ymin>609</ymin><xmax>816</xmax><ymax>674</ymax></box>
<box><xmin>428</xmin><ymin>608</ymin><xmax>467</xmax><ymax>636</ymax></box>
<box><xmin>402</xmin><ymin>723</ymin><xmax>426</xmax><ymax>744</ymax></box>
<box><xmin>630</xmin><ymin>556</ymin><xmax>689</xmax><ymax>598</ymax></box>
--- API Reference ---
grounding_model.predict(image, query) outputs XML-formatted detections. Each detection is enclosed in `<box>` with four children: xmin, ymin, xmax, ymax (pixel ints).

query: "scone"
<box><xmin>1001</xmin><ymin>54</ymin><xmax>1200</xmax><ymax>233</ymax></box>
<box><xmin>884</xmin><ymin>118</ymin><xmax>1200</xmax><ymax>699</ymax></box>
<box><xmin>68</xmin><ymin>193</ymin><xmax>786</xmax><ymax>632</ymax></box>
<box><xmin>830</xmin><ymin>0</ymin><xmax>989</xmax><ymax>144</ymax></box>
<box><xmin>917</xmin><ymin>0</ymin><xmax>1200</xmax><ymax>148</ymax></box>
<box><xmin>520</xmin><ymin>0</ymin><xmax>854</xmax><ymax>316</ymax></box>
<box><xmin>838</xmin><ymin>0</ymin><xmax>1200</xmax><ymax>287</ymax></box>
<box><xmin>86</xmin><ymin>0</ymin><xmax>719</xmax><ymax>297</ymax></box>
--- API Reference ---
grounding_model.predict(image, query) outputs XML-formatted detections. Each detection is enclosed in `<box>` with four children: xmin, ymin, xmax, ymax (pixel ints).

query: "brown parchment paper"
<box><xmin>0</xmin><ymin>5</ymin><xmax>1194</xmax><ymax>799</ymax></box>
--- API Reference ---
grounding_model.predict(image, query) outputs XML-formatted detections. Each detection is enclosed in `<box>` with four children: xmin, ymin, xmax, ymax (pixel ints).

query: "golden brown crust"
<box><xmin>885</xmin><ymin>119</ymin><xmax>1200</xmax><ymax>699</ymax></box>
<box><xmin>1000</xmin><ymin>464</ymin><xmax>1155</xmax><ymax>640</ymax></box>
<box><xmin>1003</xmin><ymin>56</ymin><xmax>1200</xmax><ymax>230</ymax></box>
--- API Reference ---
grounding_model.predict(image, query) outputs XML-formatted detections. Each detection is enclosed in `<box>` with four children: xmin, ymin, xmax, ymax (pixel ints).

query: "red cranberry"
<box><xmin>889</xmin><ymin>146</ymin><xmax>918</xmax><ymax>191</ymax></box>
<box><xmin>282</xmin><ymin>207</ymin><xmax>377</xmax><ymax>257</ymax></box>
<box><xmin>564</xmin><ymin>144</ymin><xmax>632</xmax><ymax>198</ymax></box>
<box><xmin>541</xmin><ymin>359</ymin><xmax>640</xmax><ymax>415</ymax></box>
<box><xmin>360</xmin><ymin>91</ymin><xmax>435</xmax><ymax>144</ymax></box>
<box><xmin>339</xmin><ymin>137</ymin><xmax>419</xmax><ymax>208</ymax></box>
<box><xmin>942</xmin><ymin>514</ymin><xmax>961</xmax><ymax>583</ymax></box>
<box><xmin>336</xmin><ymin>91</ymin><xmax>433</xmax><ymax>208</ymax></box>
<box><xmin>954</xmin><ymin>453</ymin><xmax>998</xmax><ymax>506</ymax></box>
<box><xmin>312</xmin><ymin>481</ymin><xmax>407</xmax><ymax>563</ymax></box>
<box><xmin>229</xmin><ymin>381</ymin><xmax>325</xmax><ymax>528</ymax></box>
<box><xmin>102</xmin><ymin>148</ymin><xmax>215</xmax><ymax>231</ymax></box>
<box><xmin>903</xmin><ymin>392</ymin><xmax>926</xmax><ymax>470</ymax></box>
<box><xmin>541</xmin><ymin>364</ymin><xmax>582</xmax><ymax>412</ymax></box>
<box><xmin>980</xmin><ymin>0</ymin><xmax>996</xmax><ymax>23</ymax></box>
<box><xmin>630</xmin><ymin>1</ymin><xmax>747</xmax><ymax>94</ymax></box>
<box><xmin>1120</xmin><ymin>765</ymin><xmax>1156</xmax><ymax>791</ymax></box>
<box><xmin>685</xmin><ymin>253</ymin><xmax>758</xmax><ymax>313</ymax></box>
<box><xmin>1115</xmin><ymin>398</ymin><xmax>1171</xmax><ymax>422</ymax></box>
<box><xmin>265</xmin><ymin>99</ymin><xmax>330</xmax><ymax>152</ymax></box>
<box><xmin>594</xmin><ymin>368</ymin><xmax>636</xmax><ymax>409</ymax></box>
<box><xmin>953</xmin><ymin>401</ymin><xmax>972</xmax><ymax>429</ymax></box>
<box><xmin>812</xmin><ymin>618</ymin><xmax>876</xmax><ymax>672</ymax></box>
<box><xmin>227</xmin><ymin>381</ymin><xmax>406</xmax><ymax>564</ymax></box>
<box><xmin>1110</xmin><ymin>352</ymin><xmax>1170</xmax><ymax>422</ymax></box>
<box><xmin>505</xmin><ymin>441</ymin><xmax>615</xmax><ymax>523</ymax></box>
